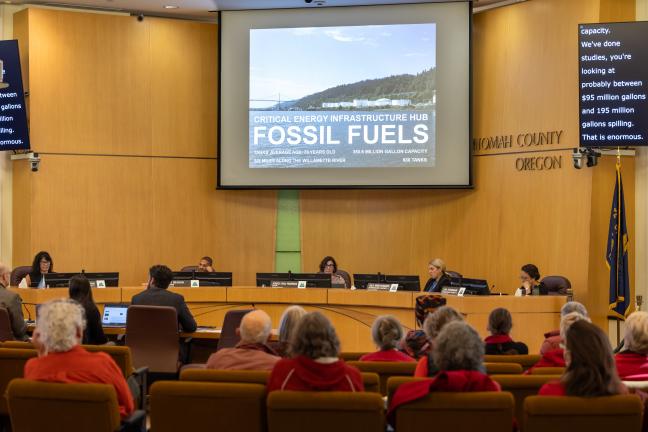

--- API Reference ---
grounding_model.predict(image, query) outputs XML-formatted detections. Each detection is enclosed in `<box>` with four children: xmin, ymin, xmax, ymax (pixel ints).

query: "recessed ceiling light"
<box><xmin>164</xmin><ymin>5</ymin><xmax>179</xmax><ymax>9</ymax></box>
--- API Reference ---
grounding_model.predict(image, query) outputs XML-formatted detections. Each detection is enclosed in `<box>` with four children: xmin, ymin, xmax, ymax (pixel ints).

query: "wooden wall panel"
<box><xmin>24</xmin><ymin>9</ymin><xmax>217</xmax><ymax>157</ymax></box>
<box><xmin>15</xmin><ymin>155</ymin><xmax>275</xmax><ymax>286</ymax></box>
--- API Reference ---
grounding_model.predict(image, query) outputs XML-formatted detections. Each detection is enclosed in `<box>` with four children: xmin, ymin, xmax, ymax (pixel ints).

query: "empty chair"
<box><xmin>180</xmin><ymin>266</ymin><xmax>199</xmax><ymax>272</ymax></box>
<box><xmin>524</xmin><ymin>395</ymin><xmax>642</xmax><ymax>432</ymax></box>
<box><xmin>491</xmin><ymin>374</ymin><xmax>562</xmax><ymax>431</ymax></box>
<box><xmin>540</xmin><ymin>276</ymin><xmax>571</xmax><ymax>295</ymax></box>
<box><xmin>347</xmin><ymin>361</ymin><xmax>416</xmax><ymax>396</ymax></box>
<box><xmin>0</xmin><ymin>348</ymin><xmax>37</xmax><ymax>422</ymax></box>
<box><xmin>267</xmin><ymin>391</ymin><xmax>384</xmax><ymax>432</ymax></box>
<box><xmin>1</xmin><ymin>341</ymin><xmax>32</xmax><ymax>349</ymax></box>
<box><xmin>389</xmin><ymin>391</ymin><xmax>514</xmax><ymax>432</ymax></box>
<box><xmin>7</xmin><ymin>379</ymin><xmax>145</xmax><ymax>432</ymax></box>
<box><xmin>217</xmin><ymin>309</ymin><xmax>252</xmax><ymax>351</ymax></box>
<box><xmin>484</xmin><ymin>362</ymin><xmax>523</xmax><ymax>375</ymax></box>
<box><xmin>150</xmin><ymin>381</ymin><xmax>266</xmax><ymax>432</ymax></box>
<box><xmin>484</xmin><ymin>354</ymin><xmax>541</xmax><ymax>370</ymax></box>
<box><xmin>0</xmin><ymin>309</ymin><xmax>13</xmax><ymax>342</ymax></box>
<box><xmin>126</xmin><ymin>305</ymin><xmax>179</xmax><ymax>373</ymax></box>
<box><xmin>9</xmin><ymin>266</ymin><xmax>30</xmax><ymax>287</ymax></box>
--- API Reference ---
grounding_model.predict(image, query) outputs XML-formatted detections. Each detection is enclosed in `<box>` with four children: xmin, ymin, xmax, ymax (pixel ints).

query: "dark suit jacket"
<box><xmin>424</xmin><ymin>274</ymin><xmax>452</xmax><ymax>293</ymax></box>
<box><xmin>0</xmin><ymin>285</ymin><xmax>28</xmax><ymax>340</ymax></box>
<box><xmin>131</xmin><ymin>287</ymin><xmax>197</xmax><ymax>332</ymax></box>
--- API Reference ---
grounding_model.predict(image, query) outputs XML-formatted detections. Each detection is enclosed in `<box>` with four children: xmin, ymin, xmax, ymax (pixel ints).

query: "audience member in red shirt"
<box><xmin>615</xmin><ymin>311</ymin><xmax>648</xmax><ymax>379</ymax></box>
<box><xmin>24</xmin><ymin>299</ymin><xmax>134</xmax><ymax>419</ymax></box>
<box><xmin>484</xmin><ymin>308</ymin><xmax>528</xmax><ymax>355</ymax></box>
<box><xmin>359</xmin><ymin>315</ymin><xmax>415</xmax><ymax>362</ymax></box>
<box><xmin>539</xmin><ymin>301</ymin><xmax>589</xmax><ymax>355</ymax></box>
<box><xmin>414</xmin><ymin>306</ymin><xmax>464</xmax><ymax>377</ymax></box>
<box><xmin>528</xmin><ymin>311</ymin><xmax>589</xmax><ymax>373</ymax></box>
<box><xmin>268</xmin><ymin>311</ymin><xmax>363</xmax><ymax>392</ymax></box>
<box><xmin>389</xmin><ymin>321</ymin><xmax>500</xmax><ymax>425</ymax></box>
<box><xmin>539</xmin><ymin>320</ymin><xmax>627</xmax><ymax>396</ymax></box>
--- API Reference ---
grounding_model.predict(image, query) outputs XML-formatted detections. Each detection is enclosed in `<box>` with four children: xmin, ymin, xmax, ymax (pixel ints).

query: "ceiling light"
<box><xmin>164</xmin><ymin>5</ymin><xmax>179</xmax><ymax>9</ymax></box>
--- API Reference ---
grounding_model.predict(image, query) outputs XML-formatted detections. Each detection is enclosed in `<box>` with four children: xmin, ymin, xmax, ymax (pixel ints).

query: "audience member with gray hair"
<box><xmin>207</xmin><ymin>309</ymin><xmax>280</xmax><ymax>370</ymax></box>
<box><xmin>529</xmin><ymin>311</ymin><xmax>591</xmax><ymax>372</ymax></box>
<box><xmin>388</xmin><ymin>321</ymin><xmax>500</xmax><ymax>426</ymax></box>
<box><xmin>484</xmin><ymin>307</ymin><xmax>528</xmax><ymax>355</ymax></box>
<box><xmin>541</xmin><ymin>301</ymin><xmax>589</xmax><ymax>355</ymax></box>
<box><xmin>24</xmin><ymin>299</ymin><xmax>134</xmax><ymax>418</ymax></box>
<box><xmin>271</xmin><ymin>305</ymin><xmax>307</xmax><ymax>357</ymax></box>
<box><xmin>615</xmin><ymin>311</ymin><xmax>648</xmax><ymax>378</ymax></box>
<box><xmin>267</xmin><ymin>312</ymin><xmax>364</xmax><ymax>392</ymax></box>
<box><xmin>360</xmin><ymin>315</ymin><xmax>415</xmax><ymax>362</ymax></box>
<box><xmin>414</xmin><ymin>306</ymin><xmax>464</xmax><ymax>377</ymax></box>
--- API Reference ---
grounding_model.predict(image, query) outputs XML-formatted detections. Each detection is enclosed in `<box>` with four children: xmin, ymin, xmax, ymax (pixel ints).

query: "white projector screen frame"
<box><xmin>218</xmin><ymin>2</ymin><xmax>472</xmax><ymax>189</ymax></box>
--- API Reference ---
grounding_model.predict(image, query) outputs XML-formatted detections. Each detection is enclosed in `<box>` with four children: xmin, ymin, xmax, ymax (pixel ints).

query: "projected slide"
<box><xmin>249</xmin><ymin>23</ymin><xmax>436</xmax><ymax>169</ymax></box>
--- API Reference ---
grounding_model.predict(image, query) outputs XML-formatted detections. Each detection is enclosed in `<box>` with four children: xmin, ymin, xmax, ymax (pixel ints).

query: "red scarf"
<box><xmin>484</xmin><ymin>334</ymin><xmax>514</xmax><ymax>344</ymax></box>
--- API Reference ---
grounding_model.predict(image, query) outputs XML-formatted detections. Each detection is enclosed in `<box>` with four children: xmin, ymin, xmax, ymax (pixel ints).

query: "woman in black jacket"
<box><xmin>69</xmin><ymin>275</ymin><xmax>108</xmax><ymax>345</ymax></box>
<box><xmin>484</xmin><ymin>307</ymin><xmax>528</xmax><ymax>355</ymax></box>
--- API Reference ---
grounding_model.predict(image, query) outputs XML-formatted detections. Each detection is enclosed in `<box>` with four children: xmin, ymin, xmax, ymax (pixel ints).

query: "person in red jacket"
<box><xmin>527</xmin><ymin>311</ymin><xmax>590</xmax><ymax>373</ymax></box>
<box><xmin>388</xmin><ymin>321</ymin><xmax>500</xmax><ymax>425</ymax></box>
<box><xmin>24</xmin><ymin>299</ymin><xmax>134</xmax><ymax>419</ymax></box>
<box><xmin>539</xmin><ymin>320</ymin><xmax>627</xmax><ymax>396</ymax></box>
<box><xmin>267</xmin><ymin>311</ymin><xmax>364</xmax><ymax>392</ymax></box>
<box><xmin>615</xmin><ymin>311</ymin><xmax>648</xmax><ymax>379</ymax></box>
<box><xmin>359</xmin><ymin>315</ymin><xmax>415</xmax><ymax>362</ymax></box>
<box><xmin>414</xmin><ymin>306</ymin><xmax>464</xmax><ymax>377</ymax></box>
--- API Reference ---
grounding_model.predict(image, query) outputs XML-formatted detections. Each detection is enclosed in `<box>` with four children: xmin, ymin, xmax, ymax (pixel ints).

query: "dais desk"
<box><xmin>11</xmin><ymin>286</ymin><xmax>566</xmax><ymax>352</ymax></box>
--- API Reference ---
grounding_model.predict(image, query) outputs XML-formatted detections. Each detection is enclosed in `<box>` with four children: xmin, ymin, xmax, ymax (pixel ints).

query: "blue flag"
<box><xmin>607</xmin><ymin>163</ymin><xmax>632</xmax><ymax>319</ymax></box>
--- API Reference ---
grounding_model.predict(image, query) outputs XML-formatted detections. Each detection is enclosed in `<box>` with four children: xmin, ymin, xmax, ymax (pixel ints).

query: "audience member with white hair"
<box><xmin>24</xmin><ymin>299</ymin><xmax>134</xmax><ymax>418</ymax></box>
<box><xmin>206</xmin><ymin>309</ymin><xmax>280</xmax><ymax>370</ymax></box>
<box><xmin>615</xmin><ymin>311</ymin><xmax>648</xmax><ymax>379</ymax></box>
<box><xmin>528</xmin><ymin>311</ymin><xmax>591</xmax><ymax>372</ymax></box>
<box><xmin>360</xmin><ymin>315</ymin><xmax>415</xmax><ymax>362</ymax></box>
<box><xmin>540</xmin><ymin>301</ymin><xmax>589</xmax><ymax>355</ymax></box>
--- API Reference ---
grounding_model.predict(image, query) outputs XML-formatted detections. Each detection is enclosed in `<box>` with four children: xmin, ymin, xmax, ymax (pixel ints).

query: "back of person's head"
<box><xmin>290</xmin><ymin>311</ymin><xmax>340</xmax><ymax>359</ymax></box>
<box><xmin>239</xmin><ymin>309</ymin><xmax>272</xmax><ymax>344</ymax></box>
<box><xmin>68</xmin><ymin>275</ymin><xmax>94</xmax><ymax>307</ymax></box>
<box><xmin>563</xmin><ymin>320</ymin><xmax>622</xmax><ymax>396</ymax></box>
<box><xmin>371</xmin><ymin>315</ymin><xmax>405</xmax><ymax>350</ymax></box>
<box><xmin>415</xmin><ymin>294</ymin><xmax>447</xmax><ymax>327</ymax></box>
<box><xmin>278</xmin><ymin>305</ymin><xmax>307</xmax><ymax>344</ymax></box>
<box><xmin>36</xmin><ymin>299</ymin><xmax>85</xmax><ymax>354</ymax></box>
<box><xmin>560</xmin><ymin>301</ymin><xmax>588</xmax><ymax>318</ymax></box>
<box><xmin>433</xmin><ymin>321</ymin><xmax>484</xmax><ymax>372</ymax></box>
<box><xmin>521</xmin><ymin>264</ymin><xmax>540</xmax><ymax>281</ymax></box>
<box><xmin>624</xmin><ymin>311</ymin><xmax>648</xmax><ymax>355</ymax></box>
<box><xmin>487</xmin><ymin>307</ymin><xmax>513</xmax><ymax>335</ymax></box>
<box><xmin>423</xmin><ymin>306</ymin><xmax>463</xmax><ymax>340</ymax></box>
<box><xmin>149</xmin><ymin>264</ymin><xmax>173</xmax><ymax>289</ymax></box>
<box><xmin>560</xmin><ymin>311</ymin><xmax>591</xmax><ymax>340</ymax></box>
<box><xmin>319</xmin><ymin>256</ymin><xmax>337</xmax><ymax>272</ymax></box>
<box><xmin>32</xmin><ymin>251</ymin><xmax>53</xmax><ymax>274</ymax></box>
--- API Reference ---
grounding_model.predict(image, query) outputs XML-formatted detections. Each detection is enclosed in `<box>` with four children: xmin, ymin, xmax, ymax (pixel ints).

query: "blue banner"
<box><xmin>607</xmin><ymin>163</ymin><xmax>632</xmax><ymax>319</ymax></box>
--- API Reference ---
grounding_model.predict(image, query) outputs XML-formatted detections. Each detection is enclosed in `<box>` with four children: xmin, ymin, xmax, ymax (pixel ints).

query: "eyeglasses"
<box><xmin>325</xmin><ymin>263</ymin><xmax>335</xmax><ymax>267</ymax></box>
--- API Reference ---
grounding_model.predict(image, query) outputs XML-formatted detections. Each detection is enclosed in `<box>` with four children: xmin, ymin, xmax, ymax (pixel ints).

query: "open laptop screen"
<box><xmin>101</xmin><ymin>304</ymin><xmax>128</xmax><ymax>327</ymax></box>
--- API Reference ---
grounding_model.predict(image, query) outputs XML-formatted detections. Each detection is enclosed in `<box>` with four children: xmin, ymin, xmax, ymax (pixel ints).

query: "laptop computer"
<box><xmin>101</xmin><ymin>304</ymin><xmax>129</xmax><ymax>327</ymax></box>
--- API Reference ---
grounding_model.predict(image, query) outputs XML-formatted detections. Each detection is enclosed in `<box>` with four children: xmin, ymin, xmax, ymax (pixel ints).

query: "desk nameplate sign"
<box><xmin>89</xmin><ymin>280</ymin><xmax>106</xmax><ymax>288</ymax></box>
<box><xmin>270</xmin><ymin>281</ymin><xmax>307</xmax><ymax>288</ymax></box>
<box><xmin>441</xmin><ymin>286</ymin><xmax>460</xmax><ymax>295</ymax></box>
<box><xmin>367</xmin><ymin>283</ymin><xmax>399</xmax><ymax>292</ymax></box>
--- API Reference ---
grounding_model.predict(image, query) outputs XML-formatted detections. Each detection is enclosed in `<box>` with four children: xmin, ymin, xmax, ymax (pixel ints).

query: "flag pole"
<box><xmin>617</xmin><ymin>146</ymin><xmax>621</xmax><ymax>168</ymax></box>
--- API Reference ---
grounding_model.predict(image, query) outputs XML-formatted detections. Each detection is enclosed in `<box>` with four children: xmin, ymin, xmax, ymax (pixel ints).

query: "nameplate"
<box><xmin>441</xmin><ymin>286</ymin><xmax>460</xmax><ymax>295</ymax></box>
<box><xmin>171</xmin><ymin>280</ymin><xmax>193</xmax><ymax>287</ymax></box>
<box><xmin>89</xmin><ymin>280</ymin><xmax>106</xmax><ymax>288</ymax></box>
<box><xmin>367</xmin><ymin>283</ymin><xmax>399</xmax><ymax>292</ymax></box>
<box><xmin>270</xmin><ymin>280</ymin><xmax>306</xmax><ymax>288</ymax></box>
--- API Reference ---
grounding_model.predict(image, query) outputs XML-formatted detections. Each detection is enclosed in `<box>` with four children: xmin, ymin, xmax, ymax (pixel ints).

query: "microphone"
<box><xmin>22</xmin><ymin>302</ymin><xmax>33</xmax><ymax>322</ymax></box>
<box><xmin>288</xmin><ymin>270</ymin><xmax>293</xmax><ymax>281</ymax></box>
